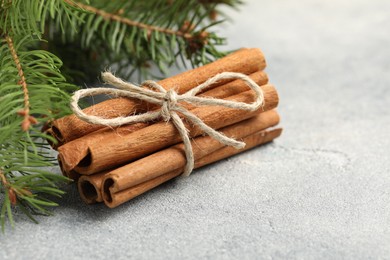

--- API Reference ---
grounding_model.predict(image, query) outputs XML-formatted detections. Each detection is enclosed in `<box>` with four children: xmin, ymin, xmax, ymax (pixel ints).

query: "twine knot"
<box><xmin>70</xmin><ymin>71</ymin><xmax>265</xmax><ymax>176</ymax></box>
<box><xmin>161</xmin><ymin>89</ymin><xmax>178</xmax><ymax>121</ymax></box>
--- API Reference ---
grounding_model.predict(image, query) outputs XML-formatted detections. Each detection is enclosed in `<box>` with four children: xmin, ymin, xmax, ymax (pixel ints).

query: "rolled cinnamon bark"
<box><xmin>78</xmin><ymin>110</ymin><xmax>279</xmax><ymax>203</ymax></box>
<box><xmin>50</xmin><ymin>70</ymin><xmax>268</xmax><ymax>149</ymax></box>
<box><xmin>44</xmin><ymin>128</ymin><xmax>59</xmax><ymax>149</ymax></box>
<box><xmin>58</xmin><ymin>123</ymin><xmax>149</xmax><ymax>173</ymax></box>
<box><xmin>78</xmin><ymin>171</ymin><xmax>107</xmax><ymax>204</ymax></box>
<box><xmin>67</xmin><ymin>84</ymin><xmax>279</xmax><ymax>175</ymax></box>
<box><xmin>105</xmin><ymin>110</ymin><xmax>280</xmax><ymax>193</ymax></box>
<box><xmin>198</xmin><ymin>70</ymin><xmax>268</xmax><ymax>98</ymax></box>
<box><xmin>58</xmin><ymin>155</ymin><xmax>80</xmax><ymax>181</ymax></box>
<box><xmin>50</xmin><ymin>48</ymin><xmax>266</xmax><ymax>144</ymax></box>
<box><xmin>58</xmin><ymin>71</ymin><xmax>269</xmax><ymax>174</ymax></box>
<box><xmin>103</xmin><ymin>128</ymin><xmax>282</xmax><ymax>208</ymax></box>
<box><xmin>49</xmin><ymin>98</ymin><xmax>143</xmax><ymax>147</ymax></box>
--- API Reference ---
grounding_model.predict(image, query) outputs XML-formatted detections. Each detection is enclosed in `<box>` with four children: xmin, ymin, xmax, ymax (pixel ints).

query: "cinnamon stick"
<box><xmin>103</xmin><ymin>128</ymin><xmax>282</xmax><ymax>208</ymax></box>
<box><xmin>58</xmin><ymin>123</ymin><xmax>149</xmax><ymax>174</ymax></box>
<box><xmin>105</xmin><ymin>110</ymin><xmax>280</xmax><ymax>193</ymax></box>
<box><xmin>50</xmin><ymin>48</ymin><xmax>266</xmax><ymax>144</ymax></box>
<box><xmin>65</xmin><ymin>84</ymin><xmax>278</xmax><ymax>175</ymax></box>
<box><xmin>58</xmin><ymin>71</ymin><xmax>269</xmax><ymax>174</ymax></box>
<box><xmin>78</xmin><ymin>172</ymin><xmax>107</xmax><ymax>204</ymax></box>
<box><xmin>194</xmin><ymin>128</ymin><xmax>282</xmax><ymax>167</ymax></box>
<box><xmin>78</xmin><ymin>110</ymin><xmax>279</xmax><ymax>203</ymax></box>
<box><xmin>44</xmin><ymin>128</ymin><xmax>59</xmax><ymax>149</ymax></box>
<box><xmin>200</xmin><ymin>71</ymin><xmax>268</xmax><ymax>99</ymax></box>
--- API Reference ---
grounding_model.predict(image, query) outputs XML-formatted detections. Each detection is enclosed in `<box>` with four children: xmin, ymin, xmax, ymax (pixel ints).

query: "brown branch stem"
<box><xmin>0</xmin><ymin>169</ymin><xmax>16</xmax><ymax>205</ymax></box>
<box><xmin>64</xmin><ymin>0</ymin><xmax>193</xmax><ymax>39</ymax></box>
<box><xmin>5</xmin><ymin>35</ymin><xmax>33</xmax><ymax>131</ymax></box>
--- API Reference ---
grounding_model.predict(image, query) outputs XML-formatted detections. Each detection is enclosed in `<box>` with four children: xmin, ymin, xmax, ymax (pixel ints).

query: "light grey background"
<box><xmin>1</xmin><ymin>0</ymin><xmax>390</xmax><ymax>259</ymax></box>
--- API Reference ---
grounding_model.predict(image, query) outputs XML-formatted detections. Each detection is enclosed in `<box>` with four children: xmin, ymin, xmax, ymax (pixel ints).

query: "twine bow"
<box><xmin>70</xmin><ymin>71</ymin><xmax>264</xmax><ymax>176</ymax></box>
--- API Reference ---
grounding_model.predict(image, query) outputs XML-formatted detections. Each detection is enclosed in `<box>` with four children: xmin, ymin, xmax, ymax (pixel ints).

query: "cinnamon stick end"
<box><xmin>51</xmin><ymin>125</ymin><xmax>65</xmax><ymax>143</ymax></box>
<box><xmin>44</xmin><ymin>128</ymin><xmax>62</xmax><ymax>150</ymax></box>
<box><xmin>102</xmin><ymin>177</ymin><xmax>115</xmax><ymax>207</ymax></box>
<box><xmin>58</xmin><ymin>155</ymin><xmax>80</xmax><ymax>182</ymax></box>
<box><xmin>78</xmin><ymin>178</ymin><xmax>101</xmax><ymax>204</ymax></box>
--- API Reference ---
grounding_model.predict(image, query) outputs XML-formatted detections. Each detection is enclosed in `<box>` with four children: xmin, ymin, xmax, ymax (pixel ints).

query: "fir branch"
<box><xmin>0</xmin><ymin>0</ymin><xmax>82</xmax><ymax>37</ymax></box>
<box><xmin>1</xmin><ymin>2</ymin><xmax>79</xmax><ymax>227</ymax></box>
<box><xmin>47</xmin><ymin>0</ymin><xmax>238</xmax><ymax>83</ymax></box>
<box><xmin>0</xmin><ymin>35</ymin><xmax>75</xmax><ymax>229</ymax></box>
<box><xmin>5</xmin><ymin>34</ymin><xmax>36</xmax><ymax>131</ymax></box>
<box><xmin>63</xmin><ymin>0</ymin><xmax>193</xmax><ymax>39</ymax></box>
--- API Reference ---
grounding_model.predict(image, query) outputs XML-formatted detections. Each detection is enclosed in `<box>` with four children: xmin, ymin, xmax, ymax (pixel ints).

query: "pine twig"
<box><xmin>64</xmin><ymin>0</ymin><xmax>193</xmax><ymax>39</ymax></box>
<box><xmin>5</xmin><ymin>35</ymin><xmax>37</xmax><ymax>131</ymax></box>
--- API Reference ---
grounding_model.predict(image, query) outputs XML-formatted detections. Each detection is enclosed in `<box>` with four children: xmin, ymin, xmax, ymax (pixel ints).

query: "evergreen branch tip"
<box><xmin>63</xmin><ymin>0</ymin><xmax>195</xmax><ymax>39</ymax></box>
<box><xmin>5</xmin><ymin>35</ymin><xmax>37</xmax><ymax>131</ymax></box>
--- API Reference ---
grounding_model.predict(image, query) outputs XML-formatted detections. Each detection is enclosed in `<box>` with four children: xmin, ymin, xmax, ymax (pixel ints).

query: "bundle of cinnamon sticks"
<box><xmin>47</xmin><ymin>48</ymin><xmax>282</xmax><ymax>208</ymax></box>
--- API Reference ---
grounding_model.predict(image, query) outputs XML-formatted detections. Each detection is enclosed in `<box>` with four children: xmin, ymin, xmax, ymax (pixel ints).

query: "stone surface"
<box><xmin>1</xmin><ymin>0</ymin><xmax>390</xmax><ymax>259</ymax></box>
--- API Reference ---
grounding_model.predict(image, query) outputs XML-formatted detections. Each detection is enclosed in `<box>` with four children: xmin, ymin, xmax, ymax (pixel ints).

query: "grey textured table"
<box><xmin>1</xmin><ymin>1</ymin><xmax>390</xmax><ymax>259</ymax></box>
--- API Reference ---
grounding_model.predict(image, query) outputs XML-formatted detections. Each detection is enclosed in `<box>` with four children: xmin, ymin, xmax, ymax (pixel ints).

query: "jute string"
<box><xmin>70</xmin><ymin>71</ymin><xmax>265</xmax><ymax>176</ymax></box>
